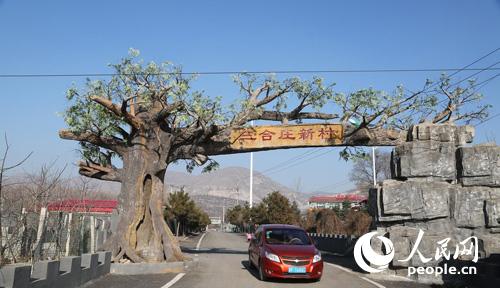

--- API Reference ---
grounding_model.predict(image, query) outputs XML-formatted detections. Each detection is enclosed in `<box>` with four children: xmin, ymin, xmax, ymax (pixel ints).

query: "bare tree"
<box><xmin>0</xmin><ymin>134</ymin><xmax>32</xmax><ymax>265</ymax></box>
<box><xmin>349</xmin><ymin>150</ymin><xmax>392</xmax><ymax>191</ymax></box>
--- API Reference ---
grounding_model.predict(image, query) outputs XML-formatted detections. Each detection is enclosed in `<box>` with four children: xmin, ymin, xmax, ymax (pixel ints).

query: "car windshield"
<box><xmin>264</xmin><ymin>228</ymin><xmax>311</xmax><ymax>245</ymax></box>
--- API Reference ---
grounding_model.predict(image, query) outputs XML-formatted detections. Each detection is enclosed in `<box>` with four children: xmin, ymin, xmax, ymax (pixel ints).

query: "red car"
<box><xmin>248</xmin><ymin>224</ymin><xmax>323</xmax><ymax>281</ymax></box>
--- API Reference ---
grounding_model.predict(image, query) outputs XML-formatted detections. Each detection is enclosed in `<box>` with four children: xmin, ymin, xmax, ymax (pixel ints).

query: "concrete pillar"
<box><xmin>96</xmin><ymin>251</ymin><xmax>112</xmax><ymax>277</ymax></box>
<box><xmin>65</xmin><ymin>213</ymin><xmax>72</xmax><ymax>256</ymax></box>
<box><xmin>0</xmin><ymin>264</ymin><xmax>31</xmax><ymax>288</ymax></box>
<box><xmin>80</xmin><ymin>215</ymin><xmax>86</xmax><ymax>254</ymax></box>
<box><xmin>90</xmin><ymin>216</ymin><xmax>96</xmax><ymax>253</ymax></box>
<box><xmin>19</xmin><ymin>207</ymin><xmax>29</xmax><ymax>258</ymax></box>
<box><xmin>80</xmin><ymin>253</ymin><xmax>99</xmax><ymax>285</ymax></box>
<box><xmin>31</xmin><ymin>260</ymin><xmax>60</xmax><ymax>288</ymax></box>
<box><xmin>58</xmin><ymin>256</ymin><xmax>82</xmax><ymax>288</ymax></box>
<box><xmin>34</xmin><ymin>207</ymin><xmax>48</xmax><ymax>260</ymax></box>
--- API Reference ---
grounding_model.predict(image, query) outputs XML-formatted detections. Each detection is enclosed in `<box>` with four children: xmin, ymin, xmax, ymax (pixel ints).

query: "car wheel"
<box><xmin>248</xmin><ymin>252</ymin><xmax>254</xmax><ymax>269</ymax></box>
<box><xmin>258</xmin><ymin>260</ymin><xmax>268</xmax><ymax>281</ymax></box>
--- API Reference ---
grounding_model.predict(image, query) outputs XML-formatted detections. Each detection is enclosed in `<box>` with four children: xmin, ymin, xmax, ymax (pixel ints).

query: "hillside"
<box><xmin>88</xmin><ymin>167</ymin><xmax>310</xmax><ymax>212</ymax></box>
<box><xmin>164</xmin><ymin>167</ymin><xmax>308</xmax><ymax>208</ymax></box>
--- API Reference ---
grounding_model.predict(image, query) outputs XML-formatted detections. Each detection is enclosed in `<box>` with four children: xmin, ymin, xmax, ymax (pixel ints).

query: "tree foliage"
<box><xmin>343</xmin><ymin>209</ymin><xmax>372</xmax><ymax>237</ymax></box>
<box><xmin>254</xmin><ymin>191</ymin><xmax>301</xmax><ymax>225</ymax></box>
<box><xmin>225</xmin><ymin>203</ymin><xmax>252</xmax><ymax>232</ymax></box>
<box><xmin>226</xmin><ymin>191</ymin><xmax>301</xmax><ymax>228</ymax></box>
<box><xmin>165</xmin><ymin>189</ymin><xmax>210</xmax><ymax>236</ymax></box>
<box><xmin>302</xmin><ymin>208</ymin><xmax>371</xmax><ymax>236</ymax></box>
<box><xmin>314</xmin><ymin>208</ymin><xmax>344</xmax><ymax>234</ymax></box>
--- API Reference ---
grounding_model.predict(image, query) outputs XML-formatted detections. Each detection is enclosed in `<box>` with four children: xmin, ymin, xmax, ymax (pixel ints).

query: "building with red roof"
<box><xmin>308</xmin><ymin>193</ymin><xmax>367</xmax><ymax>210</ymax></box>
<box><xmin>47</xmin><ymin>199</ymin><xmax>118</xmax><ymax>214</ymax></box>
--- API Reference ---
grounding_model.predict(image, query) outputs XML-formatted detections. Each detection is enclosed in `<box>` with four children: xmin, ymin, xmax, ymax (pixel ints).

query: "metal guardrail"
<box><xmin>308</xmin><ymin>233</ymin><xmax>357</xmax><ymax>256</ymax></box>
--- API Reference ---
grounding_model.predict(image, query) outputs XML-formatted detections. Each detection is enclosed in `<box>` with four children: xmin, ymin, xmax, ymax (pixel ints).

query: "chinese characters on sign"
<box><xmin>398</xmin><ymin>229</ymin><xmax>479</xmax><ymax>264</ymax></box>
<box><xmin>230</xmin><ymin>124</ymin><xmax>343</xmax><ymax>149</ymax></box>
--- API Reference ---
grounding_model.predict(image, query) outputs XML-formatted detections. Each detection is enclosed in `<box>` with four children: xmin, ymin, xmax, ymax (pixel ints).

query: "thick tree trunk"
<box><xmin>105</xmin><ymin>146</ymin><xmax>184</xmax><ymax>263</ymax></box>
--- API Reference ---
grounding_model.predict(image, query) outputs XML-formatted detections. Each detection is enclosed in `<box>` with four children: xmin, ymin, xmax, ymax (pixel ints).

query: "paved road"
<box><xmin>86</xmin><ymin>274</ymin><xmax>177</xmax><ymax>288</ymax></box>
<box><xmin>88</xmin><ymin>231</ymin><xmax>430</xmax><ymax>288</ymax></box>
<box><xmin>175</xmin><ymin>231</ymin><xmax>382</xmax><ymax>288</ymax></box>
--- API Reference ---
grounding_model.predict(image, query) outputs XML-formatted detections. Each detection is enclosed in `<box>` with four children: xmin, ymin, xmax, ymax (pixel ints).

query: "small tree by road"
<box><xmin>226</xmin><ymin>191</ymin><xmax>301</xmax><ymax>227</ymax></box>
<box><xmin>225</xmin><ymin>204</ymin><xmax>251</xmax><ymax>232</ymax></box>
<box><xmin>165</xmin><ymin>189</ymin><xmax>209</xmax><ymax>236</ymax></box>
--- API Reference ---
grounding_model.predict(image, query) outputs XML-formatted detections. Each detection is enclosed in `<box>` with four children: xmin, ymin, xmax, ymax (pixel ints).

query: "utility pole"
<box><xmin>249</xmin><ymin>121</ymin><xmax>254</xmax><ymax>208</ymax></box>
<box><xmin>221</xmin><ymin>198</ymin><xmax>225</xmax><ymax>232</ymax></box>
<box><xmin>372</xmin><ymin>147</ymin><xmax>377</xmax><ymax>186</ymax></box>
<box><xmin>236</xmin><ymin>186</ymin><xmax>239</xmax><ymax>206</ymax></box>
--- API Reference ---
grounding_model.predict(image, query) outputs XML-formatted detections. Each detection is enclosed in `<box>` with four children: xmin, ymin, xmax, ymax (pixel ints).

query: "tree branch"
<box><xmin>255</xmin><ymin>84</ymin><xmax>293</xmax><ymax>107</ymax></box>
<box><xmin>78</xmin><ymin>161</ymin><xmax>122</xmax><ymax>182</ymax></box>
<box><xmin>252</xmin><ymin>111</ymin><xmax>339</xmax><ymax>122</ymax></box>
<box><xmin>169</xmin><ymin>125</ymin><xmax>406</xmax><ymax>162</ymax></box>
<box><xmin>59</xmin><ymin>130</ymin><xmax>126</xmax><ymax>155</ymax></box>
<box><xmin>154</xmin><ymin>101</ymin><xmax>185</xmax><ymax>123</ymax></box>
<box><xmin>89</xmin><ymin>96</ymin><xmax>143</xmax><ymax>130</ymax></box>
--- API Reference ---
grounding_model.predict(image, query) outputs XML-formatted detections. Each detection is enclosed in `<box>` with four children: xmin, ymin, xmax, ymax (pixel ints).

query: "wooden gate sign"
<box><xmin>230</xmin><ymin>124</ymin><xmax>343</xmax><ymax>150</ymax></box>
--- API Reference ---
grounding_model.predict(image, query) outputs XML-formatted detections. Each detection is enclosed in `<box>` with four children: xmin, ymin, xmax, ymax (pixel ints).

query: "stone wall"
<box><xmin>0</xmin><ymin>251</ymin><xmax>111</xmax><ymax>288</ymax></box>
<box><xmin>369</xmin><ymin>123</ymin><xmax>500</xmax><ymax>285</ymax></box>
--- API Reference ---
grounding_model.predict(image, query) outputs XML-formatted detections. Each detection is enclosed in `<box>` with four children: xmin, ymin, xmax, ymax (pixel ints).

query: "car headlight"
<box><xmin>265</xmin><ymin>251</ymin><xmax>280</xmax><ymax>263</ymax></box>
<box><xmin>313</xmin><ymin>252</ymin><xmax>322</xmax><ymax>263</ymax></box>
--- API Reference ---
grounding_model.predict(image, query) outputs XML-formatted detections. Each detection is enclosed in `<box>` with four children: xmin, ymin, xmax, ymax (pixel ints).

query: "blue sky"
<box><xmin>1</xmin><ymin>0</ymin><xmax>499</xmax><ymax>194</ymax></box>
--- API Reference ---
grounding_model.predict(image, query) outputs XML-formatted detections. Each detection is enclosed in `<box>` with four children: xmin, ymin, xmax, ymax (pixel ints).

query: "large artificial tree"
<box><xmin>60</xmin><ymin>50</ymin><xmax>489</xmax><ymax>262</ymax></box>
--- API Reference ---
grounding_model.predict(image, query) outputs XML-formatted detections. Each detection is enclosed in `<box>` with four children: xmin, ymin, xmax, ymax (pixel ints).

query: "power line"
<box><xmin>261</xmin><ymin>71</ymin><xmax>500</xmax><ymax>177</ymax></box>
<box><xmin>472</xmin><ymin>72</ymin><xmax>500</xmax><ymax>127</ymax></box>
<box><xmin>260</xmin><ymin>148</ymin><xmax>325</xmax><ymax>174</ymax></box>
<box><xmin>260</xmin><ymin>51</ymin><xmax>500</xmax><ymax>178</ymax></box>
<box><xmin>266</xmin><ymin>149</ymin><xmax>335</xmax><ymax>176</ymax></box>
<box><xmin>448</xmin><ymin>60</ymin><xmax>500</xmax><ymax>88</ymax></box>
<box><xmin>447</xmin><ymin>47</ymin><xmax>500</xmax><ymax>78</ymax></box>
<box><xmin>404</xmin><ymin>47</ymin><xmax>500</xmax><ymax>95</ymax></box>
<box><xmin>404</xmin><ymin>48</ymin><xmax>500</xmax><ymax>119</ymax></box>
<box><xmin>1</xmin><ymin>67</ymin><xmax>500</xmax><ymax>79</ymax></box>
<box><xmin>430</xmin><ymin>66</ymin><xmax>500</xmax><ymax>108</ymax></box>
<box><xmin>475</xmin><ymin>112</ymin><xmax>500</xmax><ymax>127</ymax></box>
<box><xmin>472</xmin><ymin>71</ymin><xmax>500</xmax><ymax>88</ymax></box>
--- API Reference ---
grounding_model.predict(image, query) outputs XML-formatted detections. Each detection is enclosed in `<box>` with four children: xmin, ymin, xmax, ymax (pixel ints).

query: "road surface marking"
<box><xmin>161</xmin><ymin>273</ymin><xmax>186</xmax><ymax>288</ymax></box>
<box><xmin>196</xmin><ymin>232</ymin><xmax>207</xmax><ymax>251</ymax></box>
<box><xmin>360</xmin><ymin>276</ymin><xmax>386</xmax><ymax>288</ymax></box>
<box><xmin>325</xmin><ymin>262</ymin><xmax>353</xmax><ymax>274</ymax></box>
<box><xmin>325</xmin><ymin>263</ymin><xmax>386</xmax><ymax>288</ymax></box>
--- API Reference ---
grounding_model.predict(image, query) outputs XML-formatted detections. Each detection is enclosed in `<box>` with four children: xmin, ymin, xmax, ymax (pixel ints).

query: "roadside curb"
<box><xmin>111</xmin><ymin>259</ymin><xmax>195</xmax><ymax>275</ymax></box>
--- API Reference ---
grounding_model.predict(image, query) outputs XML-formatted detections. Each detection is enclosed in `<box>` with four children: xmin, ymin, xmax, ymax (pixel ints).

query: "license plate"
<box><xmin>288</xmin><ymin>266</ymin><xmax>306</xmax><ymax>273</ymax></box>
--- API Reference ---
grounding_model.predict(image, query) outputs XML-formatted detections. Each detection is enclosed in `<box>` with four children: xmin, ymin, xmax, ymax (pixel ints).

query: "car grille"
<box><xmin>281</xmin><ymin>256</ymin><xmax>311</xmax><ymax>266</ymax></box>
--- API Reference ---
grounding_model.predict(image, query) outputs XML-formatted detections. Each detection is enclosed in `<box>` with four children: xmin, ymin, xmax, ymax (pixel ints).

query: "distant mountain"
<box><xmin>164</xmin><ymin>167</ymin><xmax>308</xmax><ymax>208</ymax></box>
<box><xmin>86</xmin><ymin>167</ymin><xmax>310</xmax><ymax>211</ymax></box>
<box><xmin>190</xmin><ymin>195</ymin><xmax>240</xmax><ymax>218</ymax></box>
